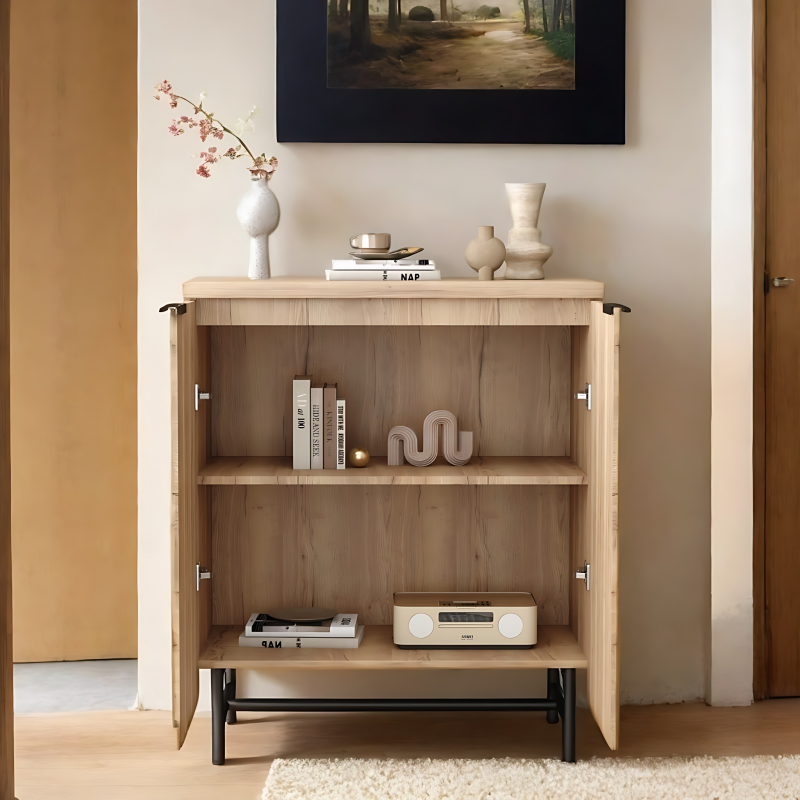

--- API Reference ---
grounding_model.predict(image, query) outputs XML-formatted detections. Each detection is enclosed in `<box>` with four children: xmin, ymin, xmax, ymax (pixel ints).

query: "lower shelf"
<box><xmin>199</xmin><ymin>625</ymin><xmax>587</xmax><ymax>671</ymax></box>
<box><xmin>198</xmin><ymin>456</ymin><xmax>587</xmax><ymax>486</ymax></box>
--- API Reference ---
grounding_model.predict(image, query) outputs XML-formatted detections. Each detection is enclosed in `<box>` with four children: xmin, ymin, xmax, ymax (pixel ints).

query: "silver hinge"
<box><xmin>575</xmin><ymin>562</ymin><xmax>590</xmax><ymax>591</ymax></box>
<box><xmin>772</xmin><ymin>276</ymin><xmax>795</xmax><ymax>288</ymax></box>
<box><xmin>194</xmin><ymin>384</ymin><xmax>211</xmax><ymax>412</ymax></box>
<box><xmin>574</xmin><ymin>383</ymin><xmax>592</xmax><ymax>411</ymax></box>
<box><xmin>196</xmin><ymin>564</ymin><xmax>211</xmax><ymax>591</ymax></box>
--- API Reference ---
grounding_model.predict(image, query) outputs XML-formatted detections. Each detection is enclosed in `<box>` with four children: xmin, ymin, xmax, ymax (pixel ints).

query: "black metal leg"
<box><xmin>211</xmin><ymin>668</ymin><xmax>227</xmax><ymax>765</ymax></box>
<box><xmin>546</xmin><ymin>669</ymin><xmax>559</xmax><ymax>724</ymax></box>
<box><xmin>560</xmin><ymin>668</ymin><xmax>576</xmax><ymax>763</ymax></box>
<box><xmin>225</xmin><ymin>669</ymin><xmax>237</xmax><ymax>725</ymax></box>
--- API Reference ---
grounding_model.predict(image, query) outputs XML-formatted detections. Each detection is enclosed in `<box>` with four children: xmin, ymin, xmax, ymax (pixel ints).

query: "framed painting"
<box><xmin>277</xmin><ymin>0</ymin><xmax>625</xmax><ymax>144</ymax></box>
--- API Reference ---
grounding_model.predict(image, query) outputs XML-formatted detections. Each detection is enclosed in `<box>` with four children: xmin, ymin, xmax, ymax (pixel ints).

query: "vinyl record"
<box><xmin>266</xmin><ymin>607</ymin><xmax>337</xmax><ymax>623</ymax></box>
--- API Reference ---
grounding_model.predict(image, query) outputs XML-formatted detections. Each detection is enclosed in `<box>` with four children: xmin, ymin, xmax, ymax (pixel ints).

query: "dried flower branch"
<box><xmin>154</xmin><ymin>80</ymin><xmax>278</xmax><ymax>181</ymax></box>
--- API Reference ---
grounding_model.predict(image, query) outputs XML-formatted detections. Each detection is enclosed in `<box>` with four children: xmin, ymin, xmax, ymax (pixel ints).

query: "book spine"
<box><xmin>325</xmin><ymin>270</ymin><xmax>441</xmax><ymax>281</ymax></box>
<box><xmin>337</xmin><ymin>399</ymin><xmax>346</xmax><ymax>470</ymax></box>
<box><xmin>331</xmin><ymin>260</ymin><xmax>436</xmax><ymax>270</ymax></box>
<box><xmin>310</xmin><ymin>386</ymin><xmax>323</xmax><ymax>469</ymax></box>
<box><xmin>323</xmin><ymin>384</ymin><xmax>337</xmax><ymax>469</ymax></box>
<box><xmin>238</xmin><ymin>626</ymin><xmax>364</xmax><ymax>649</ymax></box>
<box><xmin>292</xmin><ymin>377</ymin><xmax>311</xmax><ymax>470</ymax></box>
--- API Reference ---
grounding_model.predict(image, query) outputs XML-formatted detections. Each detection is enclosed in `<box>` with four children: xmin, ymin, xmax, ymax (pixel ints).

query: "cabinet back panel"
<box><xmin>210</xmin><ymin>485</ymin><xmax>569</xmax><ymax>627</ymax></box>
<box><xmin>210</xmin><ymin>326</ymin><xmax>571</xmax><ymax>458</ymax></box>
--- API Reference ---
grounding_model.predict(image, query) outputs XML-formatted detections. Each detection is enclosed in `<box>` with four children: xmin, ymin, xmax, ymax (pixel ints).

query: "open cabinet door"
<box><xmin>170</xmin><ymin>302</ymin><xmax>211</xmax><ymax>748</ymax></box>
<box><xmin>571</xmin><ymin>302</ymin><xmax>620</xmax><ymax>750</ymax></box>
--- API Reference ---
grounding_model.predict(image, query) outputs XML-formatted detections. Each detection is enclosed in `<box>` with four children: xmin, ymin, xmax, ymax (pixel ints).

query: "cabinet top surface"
<box><xmin>183</xmin><ymin>276</ymin><xmax>605</xmax><ymax>300</ymax></box>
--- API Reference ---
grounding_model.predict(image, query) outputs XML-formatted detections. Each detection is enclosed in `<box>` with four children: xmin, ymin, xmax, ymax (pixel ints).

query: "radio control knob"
<box><xmin>499</xmin><ymin>613</ymin><xmax>523</xmax><ymax>639</ymax></box>
<box><xmin>409</xmin><ymin>613</ymin><xmax>434</xmax><ymax>639</ymax></box>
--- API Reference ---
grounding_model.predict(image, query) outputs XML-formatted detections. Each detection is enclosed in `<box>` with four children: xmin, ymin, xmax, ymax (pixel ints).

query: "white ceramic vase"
<box><xmin>504</xmin><ymin>183</ymin><xmax>553</xmax><ymax>280</ymax></box>
<box><xmin>237</xmin><ymin>176</ymin><xmax>280</xmax><ymax>280</ymax></box>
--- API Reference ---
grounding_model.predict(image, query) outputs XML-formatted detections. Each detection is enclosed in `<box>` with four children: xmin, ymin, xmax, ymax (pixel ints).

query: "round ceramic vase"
<box><xmin>465</xmin><ymin>226</ymin><xmax>506</xmax><ymax>281</ymax></box>
<box><xmin>504</xmin><ymin>183</ymin><xmax>553</xmax><ymax>280</ymax></box>
<box><xmin>237</xmin><ymin>176</ymin><xmax>280</xmax><ymax>280</ymax></box>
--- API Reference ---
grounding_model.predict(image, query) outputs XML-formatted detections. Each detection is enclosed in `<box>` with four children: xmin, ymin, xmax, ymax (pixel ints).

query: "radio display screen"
<box><xmin>438</xmin><ymin>612</ymin><xmax>493</xmax><ymax>623</ymax></box>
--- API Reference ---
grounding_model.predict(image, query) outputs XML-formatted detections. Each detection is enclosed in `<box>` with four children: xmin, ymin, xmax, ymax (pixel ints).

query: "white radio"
<box><xmin>393</xmin><ymin>592</ymin><xmax>537</xmax><ymax>649</ymax></box>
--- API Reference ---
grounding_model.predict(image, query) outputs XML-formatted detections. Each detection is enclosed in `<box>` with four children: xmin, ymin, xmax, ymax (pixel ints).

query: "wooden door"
<box><xmin>764</xmin><ymin>0</ymin><xmax>800</xmax><ymax>698</ymax></box>
<box><xmin>570</xmin><ymin>302</ymin><xmax>620</xmax><ymax>749</ymax></box>
<box><xmin>0</xmin><ymin>0</ymin><xmax>12</xmax><ymax>793</ymax></box>
<box><xmin>9</xmin><ymin>0</ymin><xmax>137</xmax><ymax>664</ymax></box>
<box><xmin>170</xmin><ymin>302</ymin><xmax>211</xmax><ymax>747</ymax></box>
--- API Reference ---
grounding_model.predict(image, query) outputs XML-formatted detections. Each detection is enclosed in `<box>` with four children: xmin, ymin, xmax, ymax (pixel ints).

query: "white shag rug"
<box><xmin>262</xmin><ymin>756</ymin><xmax>800</xmax><ymax>800</ymax></box>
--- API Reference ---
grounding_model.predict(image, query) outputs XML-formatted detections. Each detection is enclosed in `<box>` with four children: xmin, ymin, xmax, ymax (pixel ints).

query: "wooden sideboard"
<box><xmin>167</xmin><ymin>277</ymin><xmax>621</xmax><ymax>764</ymax></box>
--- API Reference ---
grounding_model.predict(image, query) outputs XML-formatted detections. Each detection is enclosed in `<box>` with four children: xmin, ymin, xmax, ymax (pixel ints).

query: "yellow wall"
<box><xmin>10</xmin><ymin>0</ymin><xmax>137</xmax><ymax>661</ymax></box>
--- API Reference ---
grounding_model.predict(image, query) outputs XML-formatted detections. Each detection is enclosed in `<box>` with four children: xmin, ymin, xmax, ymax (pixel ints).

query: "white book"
<box><xmin>239</xmin><ymin>625</ymin><xmax>365</xmax><ymax>649</ymax></box>
<box><xmin>245</xmin><ymin>612</ymin><xmax>358</xmax><ymax>638</ymax></box>
<box><xmin>336</xmin><ymin>398</ymin><xmax>346</xmax><ymax>470</ymax></box>
<box><xmin>332</xmin><ymin>259</ymin><xmax>436</xmax><ymax>270</ymax></box>
<box><xmin>292</xmin><ymin>375</ymin><xmax>312</xmax><ymax>470</ymax></box>
<box><xmin>326</xmin><ymin>270</ymin><xmax>441</xmax><ymax>282</ymax></box>
<box><xmin>310</xmin><ymin>385</ymin><xmax>323</xmax><ymax>469</ymax></box>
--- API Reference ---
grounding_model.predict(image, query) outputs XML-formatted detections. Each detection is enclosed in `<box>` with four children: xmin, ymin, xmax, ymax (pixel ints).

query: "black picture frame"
<box><xmin>277</xmin><ymin>0</ymin><xmax>625</xmax><ymax>145</ymax></box>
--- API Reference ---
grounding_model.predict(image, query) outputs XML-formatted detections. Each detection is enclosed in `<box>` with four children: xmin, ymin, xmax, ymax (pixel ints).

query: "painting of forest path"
<box><xmin>328</xmin><ymin>1</ymin><xmax>576</xmax><ymax>91</ymax></box>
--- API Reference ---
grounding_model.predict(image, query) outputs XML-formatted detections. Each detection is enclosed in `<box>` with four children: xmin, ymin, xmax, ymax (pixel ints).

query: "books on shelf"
<box><xmin>326</xmin><ymin>269</ymin><xmax>441</xmax><ymax>282</ymax></box>
<box><xmin>292</xmin><ymin>375</ymin><xmax>311</xmax><ymax>470</ymax></box>
<box><xmin>291</xmin><ymin>378</ymin><xmax>345</xmax><ymax>470</ymax></box>
<box><xmin>245</xmin><ymin>612</ymin><xmax>358</xmax><ymax>638</ymax></box>
<box><xmin>323</xmin><ymin>383</ymin><xmax>337</xmax><ymax>469</ymax></box>
<box><xmin>331</xmin><ymin>259</ymin><xmax>436</xmax><ymax>271</ymax></box>
<box><xmin>238</xmin><ymin>625</ymin><xmax>365</xmax><ymax>649</ymax></box>
<box><xmin>310</xmin><ymin>384</ymin><xmax>323</xmax><ymax>469</ymax></box>
<box><xmin>337</xmin><ymin>398</ymin><xmax>346</xmax><ymax>470</ymax></box>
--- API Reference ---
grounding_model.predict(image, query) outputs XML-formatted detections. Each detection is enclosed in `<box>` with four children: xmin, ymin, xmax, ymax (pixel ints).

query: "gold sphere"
<box><xmin>349</xmin><ymin>447</ymin><xmax>370</xmax><ymax>468</ymax></box>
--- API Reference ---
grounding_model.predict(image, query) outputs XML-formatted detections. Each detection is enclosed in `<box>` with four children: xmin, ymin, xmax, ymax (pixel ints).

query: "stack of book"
<box><xmin>239</xmin><ymin>612</ymin><xmax>365</xmax><ymax>649</ymax></box>
<box><xmin>293</xmin><ymin>376</ymin><xmax>346</xmax><ymax>470</ymax></box>
<box><xmin>325</xmin><ymin>259</ymin><xmax>441</xmax><ymax>282</ymax></box>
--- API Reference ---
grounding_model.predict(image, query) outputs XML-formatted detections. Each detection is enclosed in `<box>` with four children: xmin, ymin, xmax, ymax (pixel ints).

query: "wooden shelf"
<box><xmin>199</xmin><ymin>625</ymin><xmax>587</xmax><ymax>671</ymax></box>
<box><xmin>184</xmin><ymin>276</ymin><xmax>605</xmax><ymax>301</ymax></box>
<box><xmin>198</xmin><ymin>456</ymin><xmax>587</xmax><ymax>486</ymax></box>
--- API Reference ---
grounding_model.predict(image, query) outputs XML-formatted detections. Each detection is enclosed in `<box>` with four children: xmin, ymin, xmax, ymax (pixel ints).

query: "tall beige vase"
<box><xmin>504</xmin><ymin>183</ymin><xmax>553</xmax><ymax>280</ymax></box>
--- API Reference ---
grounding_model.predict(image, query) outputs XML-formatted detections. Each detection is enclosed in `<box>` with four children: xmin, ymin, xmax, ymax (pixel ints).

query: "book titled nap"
<box><xmin>293</xmin><ymin>375</ymin><xmax>312</xmax><ymax>470</ymax></box>
<box><xmin>238</xmin><ymin>625</ymin><xmax>365</xmax><ymax>649</ymax></box>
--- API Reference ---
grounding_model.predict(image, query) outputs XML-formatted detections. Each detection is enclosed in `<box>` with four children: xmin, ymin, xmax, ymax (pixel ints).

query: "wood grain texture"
<box><xmin>199</xmin><ymin>456</ymin><xmax>587</xmax><ymax>486</ymax></box>
<box><xmin>752</xmin><ymin>0</ymin><xmax>767</xmax><ymax>702</ymax></box>
<box><xmin>0</xmin><ymin>0</ymin><xmax>11</xmax><ymax>794</ymax></box>
<box><xmin>210</xmin><ymin>326</ymin><xmax>571</xmax><ymax>458</ymax></box>
<box><xmin>9</xmin><ymin>0</ymin><xmax>138</xmax><ymax>663</ymax></box>
<box><xmin>199</xmin><ymin>624</ymin><xmax>586</xmax><ymax>670</ymax></box>
<box><xmin>210</xmin><ymin>485</ymin><xmax>570</xmax><ymax>628</ymax></box>
<box><xmin>184</xmin><ymin>276</ymin><xmax>605</xmax><ymax>300</ymax></box>
<box><xmin>570</xmin><ymin>303</ymin><xmax>620</xmax><ymax>750</ymax></box>
<box><xmin>12</xmin><ymin>703</ymin><xmax>800</xmax><ymax>799</ymax></box>
<box><xmin>765</xmin><ymin>0</ymin><xmax>800</xmax><ymax>698</ymax></box>
<box><xmin>197</xmin><ymin>298</ymin><xmax>591</xmax><ymax>326</ymax></box>
<box><xmin>171</xmin><ymin>304</ymin><xmax>212</xmax><ymax>748</ymax></box>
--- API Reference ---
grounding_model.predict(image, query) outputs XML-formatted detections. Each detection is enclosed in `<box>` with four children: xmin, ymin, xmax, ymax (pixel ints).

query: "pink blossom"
<box><xmin>167</xmin><ymin>120</ymin><xmax>184</xmax><ymax>136</ymax></box>
<box><xmin>198</xmin><ymin>118</ymin><xmax>217</xmax><ymax>142</ymax></box>
<box><xmin>208</xmin><ymin>146</ymin><xmax>217</xmax><ymax>153</ymax></box>
<box><xmin>196</xmin><ymin>164</ymin><xmax>211</xmax><ymax>178</ymax></box>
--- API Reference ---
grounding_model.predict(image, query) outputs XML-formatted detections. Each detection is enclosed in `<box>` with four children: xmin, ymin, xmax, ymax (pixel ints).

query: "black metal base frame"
<box><xmin>211</xmin><ymin>667</ymin><xmax>577</xmax><ymax>766</ymax></box>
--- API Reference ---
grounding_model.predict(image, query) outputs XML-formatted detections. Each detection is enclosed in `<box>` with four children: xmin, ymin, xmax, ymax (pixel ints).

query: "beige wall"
<box><xmin>10</xmin><ymin>0</ymin><xmax>138</xmax><ymax>662</ymax></box>
<box><xmin>139</xmin><ymin>0</ymin><xmax>712</xmax><ymax>708</ymax></box>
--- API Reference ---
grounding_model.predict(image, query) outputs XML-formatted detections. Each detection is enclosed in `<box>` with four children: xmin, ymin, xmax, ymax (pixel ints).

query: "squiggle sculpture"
<box><xmin>387</xmin><ymin>410</ymin><xmax>473</xmax><ymax>467</ymax></box>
